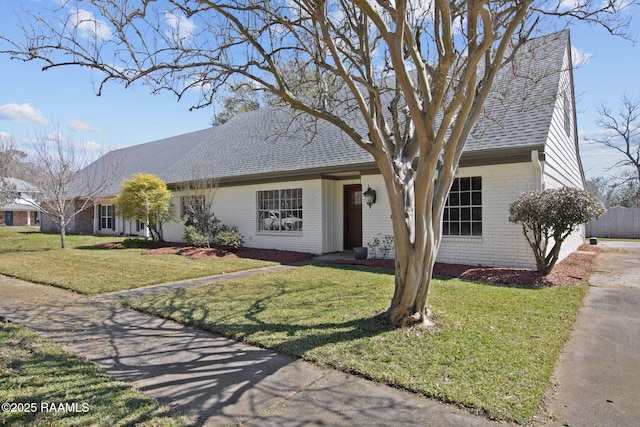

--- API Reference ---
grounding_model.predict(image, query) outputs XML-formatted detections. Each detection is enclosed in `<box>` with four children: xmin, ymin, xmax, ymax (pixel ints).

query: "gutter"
<box><xmin>531</xmin><ymin>150</ymin><xmax>544</xmax><ymax>190</ymax></box>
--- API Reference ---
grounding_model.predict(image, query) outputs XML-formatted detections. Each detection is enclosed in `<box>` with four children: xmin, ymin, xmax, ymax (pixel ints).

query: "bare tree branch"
<box><xmin>28</xmin><ymin>126</ymin><xmax>122</xmax><ymax>248</ymax></box>
<box><xmin>586</xmin><ymin>94</ymin><xmax>640</xmax><ymax>192</ymax></box>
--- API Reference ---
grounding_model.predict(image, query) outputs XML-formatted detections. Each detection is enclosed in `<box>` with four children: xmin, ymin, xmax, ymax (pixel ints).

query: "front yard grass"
<box><xmin>0</xmin><ymin>319</ymin><xmax>191</xmax><ymax>427</ymax></box>
<box><xmin>124</xmin><ymin>264</ymin><xmax>586</xmax><ymax>424</ymax></box>
<box><xmin>0</xmin><ymin>227</ymin><xmax>276</xmax><ymax>294</ymax></box>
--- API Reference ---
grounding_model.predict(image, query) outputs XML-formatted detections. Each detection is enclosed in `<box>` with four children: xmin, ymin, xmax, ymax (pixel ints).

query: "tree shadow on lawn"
<box><xmin>138</xmin><ymin>284</ymin><xmax>395</xmax><ymax>361</ymax></box>
<box><xmin>0</xmin><ymin>320</ymin><xmax>180</xmax><ymax>427</ymax></box>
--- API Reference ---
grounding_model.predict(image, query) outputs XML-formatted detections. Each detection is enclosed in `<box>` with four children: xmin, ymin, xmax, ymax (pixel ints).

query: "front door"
<box><xmin>344</xmin><ymin>184</ymin><xmax>362</xmax><ymax>249</ymax></box>
<box><xmin>5</xmin><ymin>211</ymin><xmax>13</xmax><ymax>226</ymax></box>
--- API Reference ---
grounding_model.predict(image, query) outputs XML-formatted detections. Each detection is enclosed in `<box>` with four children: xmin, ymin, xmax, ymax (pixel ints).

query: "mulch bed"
<box><xmin>333</xmin><ymin>244</ymin><xmax>601</xmax><ymax>287</ymax></box>
<box><xmin>141</xmin><ymin>242</ymin><xmax>317</xmax><ymax>264</ymax></box>
<box><xmin>94</xmin><ymin>241</ymin><xmax>601</xmax><ymax>287</ymax></box>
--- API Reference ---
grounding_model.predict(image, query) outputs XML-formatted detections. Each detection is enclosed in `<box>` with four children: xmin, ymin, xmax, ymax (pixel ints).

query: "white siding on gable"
<box><xmin>543</xmin><ymin>44</ymin><xmax>584</xmax><ymax>191</ymax></box>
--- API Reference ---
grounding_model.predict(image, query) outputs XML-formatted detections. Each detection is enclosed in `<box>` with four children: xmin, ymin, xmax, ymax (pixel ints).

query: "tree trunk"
<box><xmin>389</xmin><ymin>237</ymin><xmax>438</xmax><ymax>328</ymax></box>
<box><xmin>59</xmin><ymin>215</ymin><xmax>67</xmax><ymax>249</ymax></box>
<box><xmin>380</xmin><ymin>160</ymin><xmax>446</xmax><ymax>329</ymax></box>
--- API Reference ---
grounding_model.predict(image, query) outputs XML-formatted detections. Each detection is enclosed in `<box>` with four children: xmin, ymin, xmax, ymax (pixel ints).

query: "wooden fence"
<box><xmin>586</xmin><ymin>207</ymin><xmax>640</xmax><ymax>239</ymax></box>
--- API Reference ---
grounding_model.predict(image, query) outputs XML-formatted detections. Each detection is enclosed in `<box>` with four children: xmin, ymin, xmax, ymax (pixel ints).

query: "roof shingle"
<box><xmin>88</xmin><ymin>31</ymin><xmax>569</xmax><ymax>195</ymax></box>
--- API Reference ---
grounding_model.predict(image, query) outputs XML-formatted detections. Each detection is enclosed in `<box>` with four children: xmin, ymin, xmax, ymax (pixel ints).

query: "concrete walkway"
<box><xmin>0</xmin><ymin>271</ymin><xmax>501</xmax><ymax>427</ymax></box>
<box><xmin>542</xmin><ymin>240</ymin><xmax>640</xmax><ymax>427</ymax></box>
<box><xmin>1</xmin><ymin>242</ymin><xmax>639</xmax><ymax>426</ymax></box>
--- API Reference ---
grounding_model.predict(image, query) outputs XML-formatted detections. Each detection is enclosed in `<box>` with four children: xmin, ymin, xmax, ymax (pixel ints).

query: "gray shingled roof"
<box><xmin>89</xmin><ymin>31</ymin><xmax>569</xmax><ymax>195</ymax></box>
<box><xmin>465</xmin><ymin>31</ymin><xmax>567</xmax><ymax>153</ymax></box>
<box><xmin>162</xmin><ymin>108</ymin><xmax>373</xmax><ymax>184</ymax></box>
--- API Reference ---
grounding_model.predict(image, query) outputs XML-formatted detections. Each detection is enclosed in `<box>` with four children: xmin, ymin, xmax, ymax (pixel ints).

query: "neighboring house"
<box><xmin>0</xmin><ymin>178</ymin><xmax>40</xmax><ymax>226</ymax></box>
<box><xmin>72</xmin><ymin>31</ymin><xmax>585</xmax><ymax>269</ymax></box>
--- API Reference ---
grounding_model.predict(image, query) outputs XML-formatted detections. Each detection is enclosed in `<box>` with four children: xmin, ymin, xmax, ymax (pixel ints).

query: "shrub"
<box><xmin>122</xmin><ymin>238</ymin><xmax>153</xmax><ymax>248</ymax></box>
<box><xmin>214</xmin><ymin>227</ymin><xmax>244</xmax><ymax>249</ymax></box>
<box><xmin>367</xmin><ymin>234</ymin><xmax>394</xmax><ymax>259</ymax></box>
<box><xmin>509</xmin><ymin>187</ymin><xmax>605</xmax><ymax>274</ymax></box>
<box><xmin>183</xmin><ymin>225</ymin><xmax>211</xmax><ymax>248</ymax></box>
<box><xmin>183</xmin><ymin>220</ymin><xmax>244</xmax><ymax>249</ymax></box>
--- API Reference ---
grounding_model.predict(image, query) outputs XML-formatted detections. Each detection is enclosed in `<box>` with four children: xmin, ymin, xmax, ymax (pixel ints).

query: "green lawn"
<box><xmin>124</xmin><ymin>265</ymin><xmax>586</xmax><ymax>424</ymax></box>
<box><xmin>0</xmin><ymin>227</ymin><xmax>276</xmax><ymax>294</ymax></box>
<box><xmin>0</xmin><ymin>320</ymin><xmax>192</xmax><ymax>427</ymax></box>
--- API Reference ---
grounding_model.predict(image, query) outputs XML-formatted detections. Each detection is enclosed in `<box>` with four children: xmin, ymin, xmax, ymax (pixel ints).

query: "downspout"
<box><xmin>531</xmin><ymin>150</ymin><xmax>543</xmax><ymax>191</ymax></box>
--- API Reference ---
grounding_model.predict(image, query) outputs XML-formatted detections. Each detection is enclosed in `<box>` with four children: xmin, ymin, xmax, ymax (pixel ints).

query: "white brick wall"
<box><xmin>362</xmin><ymin>163</ymin><xmax>543</xmax><ymax>269</ymax></box>
<box><xmin>165</xmin><ymin>179</ymin><xmax>326</xmax><ymax>254</ymax></box>
<box><xmin>361</xmin><ymin>174</ymin><xmax>394</xmax><ymax>255</ymax></box>
<box><xmin>162</xmin><ymin>160</ymin><xmax>583</xmax><ymax>268</ymax></box>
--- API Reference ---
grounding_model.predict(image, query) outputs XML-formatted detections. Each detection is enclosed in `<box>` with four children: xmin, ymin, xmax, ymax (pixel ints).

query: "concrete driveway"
<box><xmin>588</xmin><ymin>240</ymin><xmax>640</xmax><ymax>289</ymax></box>
<box><xmin>544</xmin><ymin>240</ymin><xmax>640</xmax><ymax>427</ymax></box>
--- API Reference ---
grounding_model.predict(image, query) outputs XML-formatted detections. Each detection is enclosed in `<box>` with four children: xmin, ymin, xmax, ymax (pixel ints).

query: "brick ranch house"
<box><xmin>42</xmin><ymin>31</ymin><xmax>586</xmax><ymax>269</ymax></box>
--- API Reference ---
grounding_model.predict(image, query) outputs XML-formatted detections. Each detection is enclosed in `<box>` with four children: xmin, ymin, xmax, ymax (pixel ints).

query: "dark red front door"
<box><xmin>344</xmin><ymin>184</ymin><xmax>362</xmax><ymax>249</ymax></box>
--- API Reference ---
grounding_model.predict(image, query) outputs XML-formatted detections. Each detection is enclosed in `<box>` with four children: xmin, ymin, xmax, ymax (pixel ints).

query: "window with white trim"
<box><xmin>443</xmin><ymin>177</ymin><xmax>482</xmax><ymax>236</ymax></box>
<box><xmin>99</xmin><ymin>204</ymin><xmax>114</xmax><ymax>230</ymax></box>
<box><xmin>257</xmin><ymin>188</ymin><xmax>303</xmax><ymax>232</ymax></box>
<box><xmin>181</xmin><ymin>195</ymin><xmax>206</xmax><ymax>217</ymax></box>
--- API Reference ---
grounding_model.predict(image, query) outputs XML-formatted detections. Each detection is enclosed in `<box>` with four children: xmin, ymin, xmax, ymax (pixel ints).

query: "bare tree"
<box><xmin>1</xmin><ymin>0</ymin><xmax>632</xmax><ymax>326</ymax></box>
<box><xmin>586</xmin><ymin>94</ymin><xmax>640</xmax><ymax>203</ymax></box>
<box><xmin>29</xmin><ymin>127</ymin><xmax>120</xmax><ymax>248</ymax></box>
<box><xmin>0</xmin><ymin>133</ymin><xmax>19</xmax><ymax>204</ymax></box>
<box><xmin>587</xmin><ymin>174</ymin><xmax>640</xmax><ymax>208</ymax></box>
<box><xmin>175</xmin><ymin>165</ymin><xmax>220</xmax><ymax>246</ymax></box>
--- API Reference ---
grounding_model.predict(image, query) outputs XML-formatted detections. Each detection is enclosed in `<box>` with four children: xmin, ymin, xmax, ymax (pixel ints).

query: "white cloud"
<box><xmin>66</xmin><ymin>119</ymin><xmax>102</xmax><ymax>133</ymax></box>
<box><xmin>0</xmin><ymin>103</ymin><xmax>49</xmax><ymax>125</ymax></box>
<box><xmin>572</xmin><ymin>47</ymin><xmax>593</xmax><ymax>68</ymax></box>
<box><xmin>558</xmin><ymin>0</ymin><xmax>581</xmax><ymax>9</ymax></box>
<box><xmin>80</xmin><ymin>140</ymin><xmax>102</xmax><ymax>151</ymax></box>
<box><xmin>70</xmin><ymin>8</ymin><xmax>112</xmax><ymax>41</ymax></box>
<box><xmin>0</xmin><ymin>131</ymin><xmax>12</xmax><ymax>139</ymax></box>
<box><xmin>165</xmin><ymin>12</ymin><xmax>197</xmax><ymax>40</ymax></box>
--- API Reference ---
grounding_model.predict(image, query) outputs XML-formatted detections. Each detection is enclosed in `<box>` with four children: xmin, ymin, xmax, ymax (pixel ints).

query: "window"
<box><xmin>257</xmin><ymin>188</ymin><xmax>303</xmax><ymax>232</ymax></box>
<box><xmin>99</xmin><ymin>204</ymin><xmax>114</xmax><ymax>230</ymax></box>
<box><xmin>443</xmin><ymin>177</ymin><xmax>482</xmax><ymax>236</ymax></box>
<box><xmin>181</xmin><ymin>195</ymin><xmax>206</xmax><ymax>217</ymax></box>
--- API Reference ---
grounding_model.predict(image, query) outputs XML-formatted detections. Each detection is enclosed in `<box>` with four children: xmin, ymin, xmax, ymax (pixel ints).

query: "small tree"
<box><xmin>176</xmin><ymin>165</ymin><xmax>219</xmax><ymax>247</ymax></box>
<box><xmin>28</xmin><ymin>128</ymin><xmax>119</xmax><ymax>248</ymax></box>
<box><xmin>0</xmin><ymin>133</ymin><xmax>18</xmax><ymax>204</ymax></box>
<box><xmin>509</xmin><ymin>187</ymin><xmax>605</xmax><ymax>274</ymax></box>
<box><xmin>115</xmin><ymin>173</ymin><xmax>173</xmax><ymax>242</ymax></box>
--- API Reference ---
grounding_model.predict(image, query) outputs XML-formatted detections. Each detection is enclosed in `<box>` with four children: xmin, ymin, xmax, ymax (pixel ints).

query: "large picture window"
<box><xmin>257</xmin><ymin>188</ymin><xmax>303</xmax><ymax>232</ymax></box>
<box><xmin>443</xmin><ymin>177</ymin><xmax>482</xmax><ymax>236</ymax></box>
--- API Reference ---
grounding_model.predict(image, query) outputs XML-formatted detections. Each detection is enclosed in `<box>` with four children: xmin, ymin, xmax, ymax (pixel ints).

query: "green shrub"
<box><xmin>183</xmin><ymin>225</ymin><xmax>211</xmax><ymax>248</ymax></box>
<box><xmin>214</xmin><ymin>228</ymin><xmax>244</xmax><ymax>249</ymax></box>
<box><xmin>509</xmin><ymin>187</ymin><xmax>605</xmax><ymax>273</ymax></box>
<box><xmin>122</xmin><ymin>238</ymin><xmax>153</xmax><ymax>248</ymax></box>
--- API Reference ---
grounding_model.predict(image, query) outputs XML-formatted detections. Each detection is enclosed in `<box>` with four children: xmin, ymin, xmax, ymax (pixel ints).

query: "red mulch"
<box><xmin>92</xmin><ymin>241</ymin><xmax>601</xmax><ymax>287</ymax></box>
<box><xmin>333</xmin><ymin>244</ymin><xmax>601</xmax><ymax>287</ymax></box>
<box><xmin>141</xmin><ymin>243</ymin><xmax>317</xmax><ymax>264</ymax></box>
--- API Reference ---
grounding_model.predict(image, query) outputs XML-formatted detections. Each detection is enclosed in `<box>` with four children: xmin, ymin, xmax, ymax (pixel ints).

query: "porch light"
<box><xmin>363</xmin><ymin>186</ymin><xmax>376</xmax><ymax>208</ymax></box>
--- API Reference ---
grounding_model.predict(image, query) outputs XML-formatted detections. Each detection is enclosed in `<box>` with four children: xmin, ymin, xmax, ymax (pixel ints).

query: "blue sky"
<box><xmin>0</xmin><ymin>1</ymin><xmax>638</xmax><ymax>180</ymax></box>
